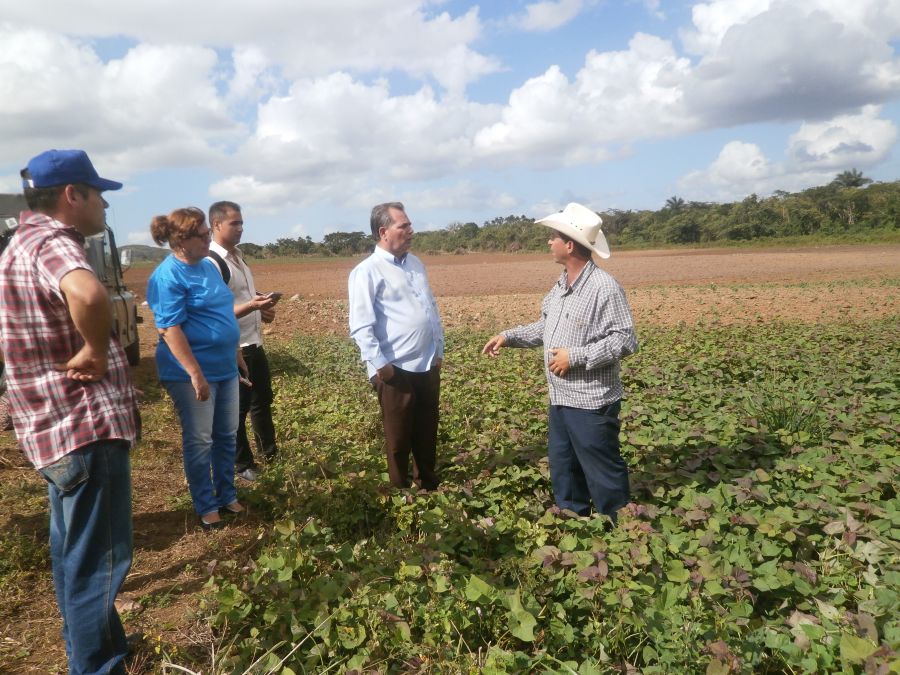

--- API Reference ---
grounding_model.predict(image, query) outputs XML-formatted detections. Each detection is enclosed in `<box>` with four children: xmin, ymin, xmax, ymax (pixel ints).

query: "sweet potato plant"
<box><xmin>206</xmin><ymin>319</ymin><xmax>898</xmax><ymax>673</ymax></box>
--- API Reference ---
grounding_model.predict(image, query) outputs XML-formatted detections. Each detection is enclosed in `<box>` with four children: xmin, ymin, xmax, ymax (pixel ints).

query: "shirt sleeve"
<box><xmin>566</xmin><ymin>283</ymin><xmax>638</xmax><ymax>369</ymax></box>
<box><xmin>502</xmin><ymin>319</ymin><xmax>544</xmax><ymax>348</ymax></box>
<box><xmin>34</xmin><ymin>233</ymin><xmax>92</xmax><ymax>299</ymax></box>
<box><xmin>147</xmin><ymin>266</ymin><xmax>189</xmax><ymax>329</ymax></box>
<box><xmin>348</xmin><ymin>264</ymin><xmax>389</xmax><ymax>371</ymax></box>
<box><xmin>502</xmin><ymin>293</ymin><xmax>548</xmax><ymax>348</ymax></box>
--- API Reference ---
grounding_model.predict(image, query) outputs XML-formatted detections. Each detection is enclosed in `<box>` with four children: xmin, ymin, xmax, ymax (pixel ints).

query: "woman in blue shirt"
<box><xmin>147</xmin><ymin>207</ymin><xmax>246</xmax><ymax>530</ymax></box>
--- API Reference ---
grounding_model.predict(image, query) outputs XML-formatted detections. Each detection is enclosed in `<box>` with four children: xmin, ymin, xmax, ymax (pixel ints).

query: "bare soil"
<box><xmin>1</xmin><ymin>244</ymin><xmax>898</xmax><ymax>673</ymax></box>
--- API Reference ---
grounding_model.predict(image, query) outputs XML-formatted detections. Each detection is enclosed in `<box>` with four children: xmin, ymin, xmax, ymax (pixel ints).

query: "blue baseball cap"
<box><xmin>23</xmin><ymin>149</ymin><xmax>123</xmax><ymax>192</ymax></box>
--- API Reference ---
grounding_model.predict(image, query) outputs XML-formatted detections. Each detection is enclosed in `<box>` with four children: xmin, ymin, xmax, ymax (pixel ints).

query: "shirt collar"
<box><xmin>21</xmin><ymin>211</ymin><xmax>85</xmax><ymax>243</ymax></box>
<box><xmin>557</xmin><ymin>260</ymin><xmax>595</xmax><ymax>293</ymax></box>
<box><xmin>210</xmin><ymin>239</ymin><xmax>241</xmax><ymax>261</ymax></box>
<box><xmin>373</xmin><ymin>244</ymin><xmax>407</xmax><ymax>266</ymax></box>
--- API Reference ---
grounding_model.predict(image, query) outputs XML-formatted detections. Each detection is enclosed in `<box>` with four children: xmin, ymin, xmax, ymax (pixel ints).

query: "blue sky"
<box><xmin>1</xmin><ymin>0</ymin><xmax>898</xmax><ymax>246</ymax></box>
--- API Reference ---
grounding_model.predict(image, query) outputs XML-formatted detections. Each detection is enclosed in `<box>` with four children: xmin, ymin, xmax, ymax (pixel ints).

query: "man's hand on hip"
<box><xmin>54</xmin><ymin>345</ymin><xmax>108</xmax><ymax>382</ymax></box>
<box><xmin>377</xmin><ymin>363</ymin><xmax>395</xmax><ymax>381</ymax></box>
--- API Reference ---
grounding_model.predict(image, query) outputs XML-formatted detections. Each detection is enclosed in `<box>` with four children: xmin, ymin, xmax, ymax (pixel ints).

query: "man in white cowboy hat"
<box><xmin>482</xmin><ymin>202</ymin><xmax>637</xmax><ymax>521</ymax></box>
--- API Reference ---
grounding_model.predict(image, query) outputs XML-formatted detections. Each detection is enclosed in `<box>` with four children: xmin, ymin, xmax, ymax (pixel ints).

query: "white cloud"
<box><xmin>509</xmin><ymin>0</ymin><xmax>587</xmax><ymax>32</ymax></box>
<box><xmin>633</xmin><ymin>0</ymin><xmax>665</xmax><ymax>21</ymax></box>
<box><xmin>0</xmin><ymin>26</ymin><xmax>240</xmax><ymax>176</ymax></box>
<box><xmin>474</xmin><ymin>33</ymin><xmax>695</xmax><ymax>163</ymax></box>
<box><xmin>787</xmin><ymin>105</ymin><xmax>898</xmax><ymax>171</ymax></box>
<box><xmin>399</xmin><ymin>180</ymin><xmax>519</xmax><ymax>212</ymax></box>
<box><xmin>213</xmin><ymin>73</ymin><xmax>499</xmax><ymax>208</ymax></box>
<box><xmin>680</xmin><ymin>0</ymin><xmax>772</xmax><ymax>55</ymax></box>
<box><xmin>2</xmin><ymin>2</ymin><xmax>499</xmax><ymax>95</ymax></box>
<box><xmin>677</xmin><ymin>106</ymin><xmax>898</xmax><ymax>201</ymax></box>
<box><xmin>682</xmin><ymin>1</ymin><xmax>900</xmax><ymax>125</ymax></box>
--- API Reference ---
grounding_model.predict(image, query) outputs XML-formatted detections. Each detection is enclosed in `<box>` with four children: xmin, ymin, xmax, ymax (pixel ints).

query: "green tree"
<box><xmin>831</xmin><ymin>169</ymin><xmax>872</xmax><ymax>189</ymax></box>
<box><xmin>665</xmin><ymin>196</ymin><xmax>686</xmax><ymax>212</ymax></box>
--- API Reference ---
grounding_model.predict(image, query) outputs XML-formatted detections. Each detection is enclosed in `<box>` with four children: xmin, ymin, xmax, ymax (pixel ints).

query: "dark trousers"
<box><xmin>372</xmin><ymin>366</ymin><xmax>440</xmax><ymax>490</ymax></box>
<box><xmin>235</xmin><ymin>344</ymin><xmax>278</xmax><ymax>472</ymax></box>
<box><xmin>547</xmin><ymin>401</ymin><xmax>629</xmax><ymax>520</ymax></box>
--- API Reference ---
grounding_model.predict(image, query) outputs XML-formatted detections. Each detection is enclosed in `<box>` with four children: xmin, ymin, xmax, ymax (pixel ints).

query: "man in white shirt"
<box><xmin>348</xmin><ymin>202</ymin><xmax>444</xmax><ymax>490</ymax></box>
<box><xmin>208</xmin><ymin>201</ymin><xmax>279</xmax><ymax>482</ymax></box>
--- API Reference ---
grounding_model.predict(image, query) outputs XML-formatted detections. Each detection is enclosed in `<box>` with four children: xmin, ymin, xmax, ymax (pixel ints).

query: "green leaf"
<box><xmin>839</xmin><ymin>633</ymin><xmax>878</xmax><ymax>663</ymax></box>
<box><xmin>666</xmin><ymin>560</ymin><xmax>690</xmax><ymax>583</ymax></box>
<box><xmin>508</xmin><ymin>608</ymin><xmax>536</xmax><ymax>642</ymax></box>
<box><xmin>466</xmin><ymin>575</ymin><xmax>495</xmax><ymax>602</ymax></box>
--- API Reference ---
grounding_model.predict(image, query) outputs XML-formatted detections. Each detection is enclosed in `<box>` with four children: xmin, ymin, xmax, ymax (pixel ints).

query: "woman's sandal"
<box><xmin>219</xmin><ymin>502</ymin><xmax>245</xmax><ymax>516</ymax></box>
<box><xmin>199</xmin><ymin>516</ymin><xmax>225</xmax><ymax>531</ymax></box>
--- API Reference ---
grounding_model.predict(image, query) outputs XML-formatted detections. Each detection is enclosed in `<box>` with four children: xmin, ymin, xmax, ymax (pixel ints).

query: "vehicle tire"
<box><xmin>125</xmin><ymin>339</ymin><xmax>141</xmax><ymax>366</ymax></box>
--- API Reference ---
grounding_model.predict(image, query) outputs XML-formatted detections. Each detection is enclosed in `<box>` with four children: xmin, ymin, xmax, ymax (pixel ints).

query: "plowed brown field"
<box><xmin>124</xmin><ymin>244</ymin><xmax>900</xmax><ymax>351</ymax></box>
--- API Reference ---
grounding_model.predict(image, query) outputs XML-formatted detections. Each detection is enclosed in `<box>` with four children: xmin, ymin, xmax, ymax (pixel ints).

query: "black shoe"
<box><xmin>199</xmin><ymin>517</ymin><xmax>225</xmax><ymax>531</ymax></box>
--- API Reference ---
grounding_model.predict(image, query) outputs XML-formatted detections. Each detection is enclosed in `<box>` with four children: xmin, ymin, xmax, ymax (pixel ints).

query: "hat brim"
<box><xmin>89</xmin><ymin>177</ymin><xmax>123</xmax><ymax>191</ymax></box>
<box><xmin>537</xmin><ymin>216</ymin><xmax>610</xmax><ymax>260</ymax></box>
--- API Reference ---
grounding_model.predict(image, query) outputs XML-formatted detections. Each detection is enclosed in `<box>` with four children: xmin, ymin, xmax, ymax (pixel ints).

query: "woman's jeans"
<box><xmin>163</xmin><ymin>377</ymin><xmax>239</xmax><ymax>516</ymax></box>
<box><xmin>39</xmin><ymin>439</ymin><xmax>132</xmax><ymax>675</ymax></box>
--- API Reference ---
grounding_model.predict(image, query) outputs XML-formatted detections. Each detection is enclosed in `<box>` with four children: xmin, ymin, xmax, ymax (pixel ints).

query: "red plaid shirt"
<box><xmin>0</xmin><ymin>212</ymin><xmax>137</xmax><ymax>469</ymax></box>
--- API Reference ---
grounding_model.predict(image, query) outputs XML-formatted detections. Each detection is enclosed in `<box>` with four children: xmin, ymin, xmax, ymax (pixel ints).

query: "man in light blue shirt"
<box><xmin>348</xmin><ymin>202</ymin><xmax>444</xmax><ymax>490</ymax></box>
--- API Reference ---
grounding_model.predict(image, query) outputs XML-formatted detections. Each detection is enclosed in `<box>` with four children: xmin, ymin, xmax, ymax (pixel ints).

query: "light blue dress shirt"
<box><xmin>348</xmin><ymin>246</ymin><xmax>444</xmax><ymax>378</ymax></box>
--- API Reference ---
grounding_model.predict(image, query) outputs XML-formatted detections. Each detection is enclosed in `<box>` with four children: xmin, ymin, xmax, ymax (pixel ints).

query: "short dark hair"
<box><xmin>209</xmin><ymin>201</ymin><xmax>241</xmax><ymax>225</ymax></box>
<box><xmin>370</xmin><ymin>202</ymin><xmax>405</xmax><ymax>239</ymax></box>
<box><xmin>557</xmin><ymin>231</ymin><xmax>592</xmax><ymax>259</ymax></box>
<box><xmin>20</xmin><ymin>168</ymin><xmax>88</xmax><ymax>213</ymax></box>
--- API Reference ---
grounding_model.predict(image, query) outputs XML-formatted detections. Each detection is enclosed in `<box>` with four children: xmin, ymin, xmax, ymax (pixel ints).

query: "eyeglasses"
<box><xmin>185</xmin><ymin>229</ymin><xmax>211</xmax><ymax>241</ymax></box>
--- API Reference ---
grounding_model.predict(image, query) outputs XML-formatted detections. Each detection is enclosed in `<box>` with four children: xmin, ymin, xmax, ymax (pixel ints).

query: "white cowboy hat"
<box><xmin>536</xmin><ymin>202</ymin><xmax>610</xmax><ymax>261</ymax></box>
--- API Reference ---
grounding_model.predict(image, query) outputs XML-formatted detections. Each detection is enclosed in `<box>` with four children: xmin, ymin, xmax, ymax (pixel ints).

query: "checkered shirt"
<box><xmin>502</xmin><ymin>261</ymin><xmax>637</xmax><ymax>409</ymax></box>
<box><xmin>0</xmin><ymin>212</ymin><xmax>137</xmax><ymax>469</ymax></box>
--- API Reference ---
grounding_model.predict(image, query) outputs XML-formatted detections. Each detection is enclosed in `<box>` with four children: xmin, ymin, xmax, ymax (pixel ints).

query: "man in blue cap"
<box><xmin>0</xmin><ymin>149</ymin><xmax>139</xmax><ymax>674</ymax></box>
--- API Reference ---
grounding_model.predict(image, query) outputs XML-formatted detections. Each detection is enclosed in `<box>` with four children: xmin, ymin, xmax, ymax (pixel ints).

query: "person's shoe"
<box><xmin>199</xmin><ymin>515</ymin><xmax>225</xmax><ymax>531</ymax></box>
<box><xmin>219</xmin><ymin>501</ymin><xmax>245</xmax><ymax>516</ymax></box>
<box><xmin>237</xmin><ymin>467</ymin><xmax>258</xmax><ymax>482</ymax></box>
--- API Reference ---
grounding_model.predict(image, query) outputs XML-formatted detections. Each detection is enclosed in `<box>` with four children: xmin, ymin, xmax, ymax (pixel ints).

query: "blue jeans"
<box><xmin>547</xmin><ymin>402</ymin><xmax>630</xmax><ymax>520</ymax></box>
<box><xmin>164</xmin><ymin>377</ymin><xmax>239</xmax><ymax>516</ymax></box>
<box><xmin>40</xmin><ymin>439</ymin><xmax>133</xmax><ymax>675</ymax></box>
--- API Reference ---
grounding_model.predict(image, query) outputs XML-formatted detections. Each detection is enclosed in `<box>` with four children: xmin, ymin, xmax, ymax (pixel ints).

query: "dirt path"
<box><xmin>1</xmin><ymin>244</ymin><xmax>898</xmax><ymax>673</ymax></box>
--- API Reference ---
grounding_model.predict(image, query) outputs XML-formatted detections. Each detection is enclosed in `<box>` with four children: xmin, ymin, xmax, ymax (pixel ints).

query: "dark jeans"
<box><xmin>236</xmin><ymin>344</ymin><xmax>278</xmax><ymax>472</ymax></box>
<box><xmin>547</xmin><ymin>401</ymin><xmax>629</xmax><ymax>519</ymax></box>
<box><xmin>372</xmin><ymin>365</ymin><xmax>440</xmax><ymax>490</ymax></box>
<box><xmin>40</xmin><ymin>439</ymin><xmax>133</xmax><ymax>675</ymax></box>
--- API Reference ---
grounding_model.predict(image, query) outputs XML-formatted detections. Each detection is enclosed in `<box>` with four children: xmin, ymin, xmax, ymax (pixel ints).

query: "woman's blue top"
<box><xmin>147</xmin><ymin>255</ymin><xmax>239</xmax><ymax>382</ymax></box>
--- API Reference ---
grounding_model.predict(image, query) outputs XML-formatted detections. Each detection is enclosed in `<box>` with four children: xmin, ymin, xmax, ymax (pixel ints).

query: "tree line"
<box><xmin>241</xmin><ymin>171</ymin><xmax>898</xmax><ymax>257</ymax></box>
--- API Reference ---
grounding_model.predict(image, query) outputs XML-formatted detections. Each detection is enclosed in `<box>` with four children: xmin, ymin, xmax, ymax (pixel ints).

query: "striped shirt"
<box><xmin>0</xmin><ymin>212</ymin><xmax>137</xmax><ymax>469</ymax></box>
<box><xmin>502</xmin><ymin>261</ymin><xmax>637</xmax><ymax>409</ymax></box>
